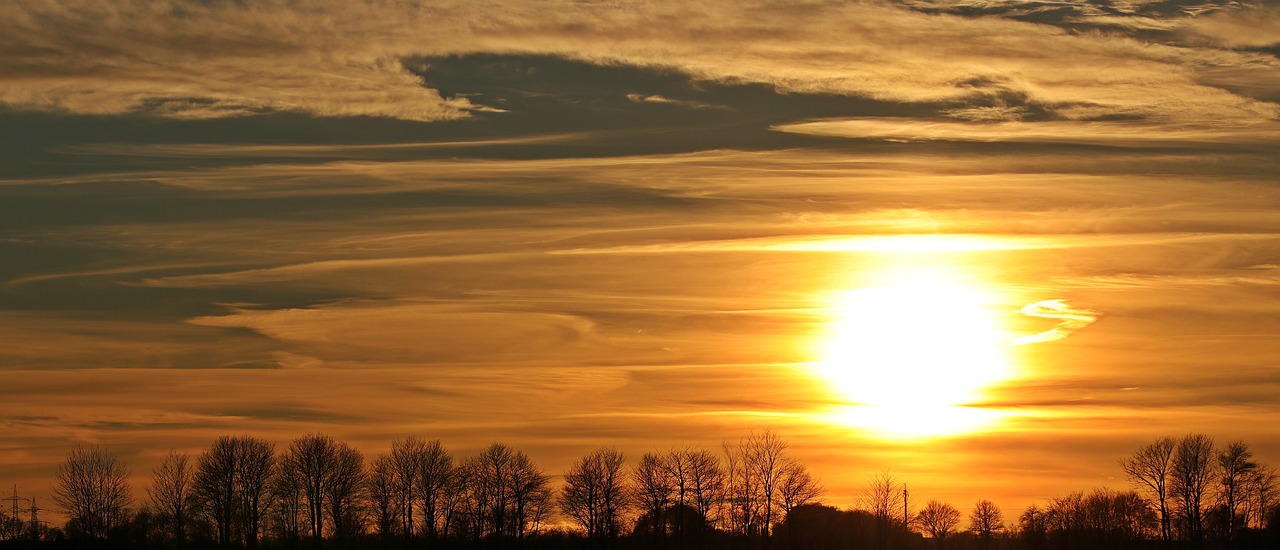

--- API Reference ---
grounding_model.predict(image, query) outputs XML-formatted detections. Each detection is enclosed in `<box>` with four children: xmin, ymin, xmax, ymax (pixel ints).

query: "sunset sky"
<box><xmin>3</xmin><ymin>0</ymin><xmax>1280</xmax><ymax>522</ymax></box>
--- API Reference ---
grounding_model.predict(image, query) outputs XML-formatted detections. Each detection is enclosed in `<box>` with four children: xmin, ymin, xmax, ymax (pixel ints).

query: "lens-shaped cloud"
<box><xmin>1014</xmin><ymin>299</ymin><xmax>1101</xmax><ymax>345</ymax></box>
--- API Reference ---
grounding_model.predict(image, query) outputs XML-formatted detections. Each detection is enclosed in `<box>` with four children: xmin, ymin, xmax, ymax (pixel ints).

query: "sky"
<box><xmin>2</xmin><ymin>0</ymin><xmax>1280</xmax><ymax>523</ymax></box>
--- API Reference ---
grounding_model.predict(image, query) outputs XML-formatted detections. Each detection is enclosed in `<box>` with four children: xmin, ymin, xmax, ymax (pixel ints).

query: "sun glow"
<box><xmin>818</xmin><ymin>266</ymin><xmax>1015</xmax><ymax>438</ymax></box>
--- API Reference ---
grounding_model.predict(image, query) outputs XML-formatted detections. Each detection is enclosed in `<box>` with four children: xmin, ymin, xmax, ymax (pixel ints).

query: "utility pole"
<box><xmin>903</xmin><ymin>485</ymin><xmax>909</xmax><ymax>530</ymax></box>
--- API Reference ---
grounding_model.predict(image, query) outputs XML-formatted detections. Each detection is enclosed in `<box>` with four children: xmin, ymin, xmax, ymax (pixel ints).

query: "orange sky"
<box><xmin>2</xmin><ymin>0</ymin><xmax>1279</xmax><ymax>525</ymax></box>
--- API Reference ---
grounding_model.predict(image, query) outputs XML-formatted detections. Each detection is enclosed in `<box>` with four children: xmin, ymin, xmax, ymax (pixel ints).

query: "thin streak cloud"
<box><xmin>773</xmin><ymin>117</ymin><xmax>1280</xmax><ymax>146</ymax></box>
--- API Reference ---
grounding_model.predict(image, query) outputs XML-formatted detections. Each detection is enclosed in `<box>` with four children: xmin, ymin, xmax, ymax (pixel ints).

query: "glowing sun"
<box><xmin>818</xmin><ymin>268</ymin><xmax>1014</xmax><ymax>438</ymax></box>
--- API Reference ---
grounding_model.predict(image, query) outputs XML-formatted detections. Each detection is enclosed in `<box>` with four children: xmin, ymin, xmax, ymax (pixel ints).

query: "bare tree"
<box><xmin>745</xmin><ymin>431</ymin><xmax>788</xmax><ymax>536</ymax></box>
<box><xmin>269</xmin><ymin>459</ymin><xmax>305</xmax><ymax>544</ymax></box>
<box><xmin>52</xmin><ymin>444</ymin><xmax>131</xmax><ymax>541</ymax></box>
<box><xmin>916</xmin><ymin>500</ymin><xmax>961</xmax><ymax>544</ymax></box>
<box><xmin>1243</xmin><ymin>464</ymin><xmax>1278</xmax><ymax>530</ymax></box>
<box><xmin>439</xmin><ymin>459</ymin><xmax>473</xmax><ymax>539</ymax></box>
<box><xmin>507</xmin><ymin>450</ymin><xmax>552</xmax><ymax>539</ymax></box>
<box><xmin>281</xmin><ymin>433</ymin><xmax>338</xmax><ymax>542</ymax></box>
<box><xmin>685</xmin><ymin>448</ymin><xmax>724</xmax><ymax>528</ymax></box>
<box><xmin>633</xmin><ymin>452</ymin><xmax>675</xmax><ymax>539</ymax></box>
<box><xmin>1119</xmin><ymin>436</ymin><xmax>1176</xmax><ymax>541</ymax></box>
<box><xmin>193</xmin><ymin>435</ymin><xmax>276</xmax><ymax>548</ymax></box>
<box><xmin>1040</xmin><ymin>488</ymin><xmax>1156</xmax><ymax>545</ymax></box>
<box><xmin>778</xmin><ymin>461</ymin><xmax>823</xmax><ymax>516</ymax></box>
<box><xmin>1018</xmin><ymin>505</ymin><xmax>1047</xmax><ymax>549</ymax></box>
<box><xmin>416</xmin><ymin>439</ymin><xmax>454</xmax><ymax>539</ymax></box>
<box><xmin>463</xmin><ymin>443</ymin><xmax>550</xmax><ymax>541</ymax></box>
<box><xmin>194</xmin><ymin>437</ymin><xmax>238</xmax><ymax>547</ymax></box>
<box><xmin>148</xmin><ymin>450</ymin><xmax>195</xmax><ymax>546</ymax></box>
<box><xmin>325</xmin><ymin>441</ymin><xmax>366</xmax><ymax>542</ymax></box>
<box><xmin>968</xmin><ymin>499</ymin><xmax>1003</xmax><ymax>549</ymax></box>
<box><xmin>236</xmin><ymin>436</ymin><xmax>276</xmax><ymax>548</ymax></box>
<box><xmin>721</xmin><ymin>431</ymin><xmax>792</xmax><ymax>537</ymax></box>
<box><xmin>468</xmin><ymin>444</ymin><xmax>511</xmax><ymax>540</ymax></box>
<box><xmin>1216</xmin><ymin>440</ymin><xmax>1257</xmax><ymax>541</ymax></box>
<box><xmin>663</xmin><ymin>449</ymin><xmax>692</xmax><ymax>512</ymax></box>
<box><xmin>368</xmin><ymin>454</ymin><xmax>401</xmax><ymax>542</ymax></box>
<box><xmin>861</xmin><ymin>471</ymin><xmax>907</xmax><ymax>528</ymax></box>
<box><xmin>561</xmin><ymin>447</ymin><xmax>629</xmax><ymax>543</ymax></box>
<box><xmin>190</xmin><ymin>434</ymin><xmax>273</xmax><ymax>544</ymax></box>
<box><xmin>388</xmin><ymin>437</ymin><xmax>424</xmax><ymax>538</ymax></box>
<box><xmin>721</xmin><ymin>440</ymin><xmax>751</xmax><ymax>536</ymax></box>
<box><xmin>1172</xmin><ymin>433</ymin><xmax>1215</xmax><ymax>544</ymax></box>
<box><xmin>1098</xmin><ymin>489</ymin><xmax>1158</xmax><ymax>541</ymax></box>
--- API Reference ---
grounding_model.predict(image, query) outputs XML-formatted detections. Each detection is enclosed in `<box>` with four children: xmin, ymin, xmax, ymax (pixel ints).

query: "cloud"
<box><xmin>553</xmin><ymin>234</ymin><xmax>1066</xmax><ymax>255</ymax></box>
<box><xmin>52</xmin><ymin>133</ymin><xmax>591</xmax><ymax>159</ymax></box>
<box><xmin>1180</xmin><ymin>5</ymin><xmax>1280</xmax><ymax>49</ymax></box>
<box><xmin>185</xmin><ymin>300</ymin><xmax>621</xmax><ymax>366</ymax></box>
<box><xmin>1014</xmin><ymin>300</ymin><xmax>1101</xmax><ymax>345</ymax></box>
<box><xmin>1</xmin><ymin>0</ymin><xmax>1276</xmax><ymax>129</ymax></box>
<box><xmin>773</xmin><ymin>117</ymin><xmax>1280</xmax><ymax>146</ymax></box>
<box><xmin>625</xmin><ymin>93</ymin><xmax>725</xmax><ymax>110</ymax></box>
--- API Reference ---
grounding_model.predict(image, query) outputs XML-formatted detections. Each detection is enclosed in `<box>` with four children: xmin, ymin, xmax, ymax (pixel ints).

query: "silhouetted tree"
<box><xmin>779</xmin><ymin>460</ymin><xmax>823</xmax><ymax>517</ymax></box>
<box><xmin>269</xmin><ymin>458</ymin><xmax>305</xmax><ymax>544</ymax></box>
<box><xmin>1120</xmin><ymin>435</ymin><xmax>1176</xmax><ymax>541</ymax></box>
<box><xmin>916</xmin><ymin>500</ymin><xmax>960</xmax><ymax>546</ymax></box>
<box><xmin>462</xmin><ymin>443</ymin><xmax>551</xmax><ymax>541</ymax></box>
<box><xmin>1173</xmin><ymin>433</ymin><xmax>1216</xmax><ymax>545</ymax></box>
<box><xmin>368</xmin><ymin>454</ymin><xmax>401</xmax><ymax>542</ymax></box>
<box><xmin>440</xmin><ymin>458</ymin><xmax>473</xmax><ymax>539</ymax></box>
<box><xmin>1019</xmin><ymin>505</ymin><xmax>1047</xmax><ymax>550</ymax></box>
<box><xmin>193</xmin><ymin>435</ymin><xmax>276</xmax><ymax>548</ymax></box>
<box><xmin>745</xmin><ymin>431</ymin><xmax>788</xmax><ymax>537</ymax></box>
<box><xmin>633</xmin><ymin>452</ymin><xmax>674</xmax><ymax>540</ymax></box>
<box><xmin>561</xmin><ymin>447</ymin><xmax>629</xmax><ymax>545</ymax></box>
<box><xmin>506</xmin><ymin>448</ymin><xmax>552</xmax><ymax>539</ymax></box>
<box><xmin>1089</xmin><ymin>489</ymin><xmax>1156</xmax><ymax>542</ymax></box>
<box><xmin>325</xmin><ymin>441</ymin><xmax>366</xmax><ymax>542</ymax></box>
<box><xmin>389</xmin><ymin>437</ymin><xmax>424</xmax><ymax>539</ymax></box>
<box><xmin>193</xmin><ymin>437</ymin><xmax>239</xmax><ymax>547</ymax></box>
<box><xmin>967</xmin><ymin>499</ymin><xmax>1003</xmax><ymax>550</ymax></box>
<box><xmin>721</xmin><ymin>431</ymin><xmax>793</xmax><ymax>537</ymax></box>
<box><xmin>684</xmin><ymin>448</ymin><xmax>725</xmax><ymax>531</ymax></box>
<box><xmin>860</xmin><ymin>471</ymin><xmax>909</xmax><ymax>549</ymax></box>
<box><xmin>1217</xmin><ymin>440</ymin><xmax>1257</xmax><ymax>541</ymax></box>
<box><xmin>1041</xmin><ymin>488</ymin><xmax>1156</xmax><ymax>549</ymax></box>
<box><xmin>662</xmin><ymin>447</ymin><xmax>694</xmax><ymax>543</ymax></box>
<box><xmin>52</xmin><ymin>444</ymin><xmax>131</xmax><ymax>541</ymax></box>
<box><xmin>236</xmin><ymin>437</ymin><xmax>276</xmax><ymax>548</ymax></box>
<box><xmin>861</xmin><ymin>472</ymin><xmax>906</xmax><ymax>527</ymax></box>
<box><xmin>147</xmin><ymin>450</ymin><xmax>195</xmax><ymax>546</ymax></box>
<box><xmin>1244</xmin><ymin>464</ymin><xmax>1279</xmax><ymax>530</ymax></box>
<box><xmin>415</xmin><ymin>438</ymin><xmax>455</xmax><ymax>539</ymax></box>
<box><xmin>118</xmin><ymin>506</ymin><xmax>161</xmax><ymax>546</ymax></box>
<box><xmin>1</xmin><ymin>508</ymin><xmax>20</xmax><ymax>541</ymax></box>
<box><xmin>281</xmin><ymin>433</ymin><xmax>338</xmax><ymax>542</ymax></box>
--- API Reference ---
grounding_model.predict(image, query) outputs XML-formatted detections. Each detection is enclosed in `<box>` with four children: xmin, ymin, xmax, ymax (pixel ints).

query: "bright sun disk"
<box><xmin>818</xmin><ymin>269</ymin><xmax>1015</xmax><ymax>438</ymax></box>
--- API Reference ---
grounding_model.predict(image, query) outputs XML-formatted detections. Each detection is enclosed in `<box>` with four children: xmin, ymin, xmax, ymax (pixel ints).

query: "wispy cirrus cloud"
<box><xmin>1179</xmin><ymin>4</ymin><xmax>1280</xmax><ymax>49</ymax></box>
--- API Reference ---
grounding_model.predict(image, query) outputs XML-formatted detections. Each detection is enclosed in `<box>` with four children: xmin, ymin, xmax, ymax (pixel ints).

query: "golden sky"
<box><xmin>2</xmin><ymin>0</ymin><xmax>1279</xmax><ymax>521</ymax></box>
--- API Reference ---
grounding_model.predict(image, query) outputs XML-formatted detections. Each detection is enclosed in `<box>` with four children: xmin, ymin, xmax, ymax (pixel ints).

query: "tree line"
<box><xmin>2</xmin><ymin>431</ymin><xmax>1279</xmax><ymax>550</ymax></box>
